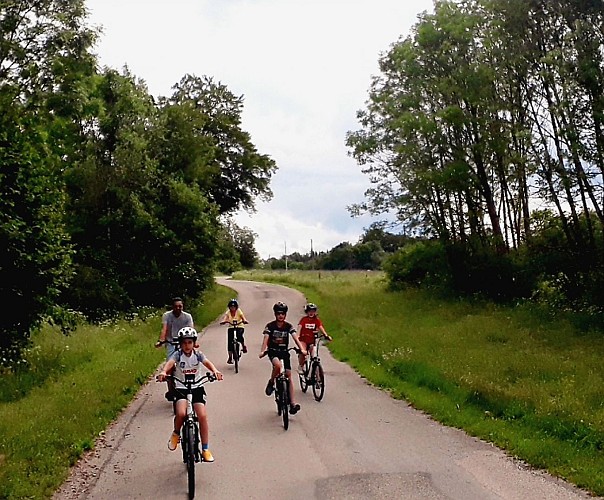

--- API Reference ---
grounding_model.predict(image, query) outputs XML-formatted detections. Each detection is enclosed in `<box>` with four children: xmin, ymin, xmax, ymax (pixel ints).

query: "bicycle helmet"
<box><xmin>304</xmin><ymin>303</ymin><xmax>318</xmax><ymax>313</ymax></box>
<box><xmin>228</xmin><ymin>298</ymin><xmax>239</xmax><ymax>308</ymax></box>
<box><xmin>273</xmin><ymin>301</ymin><xmax>288</xmax><ymax>314</ymax></box>
<box><xmin>177</xmin><ymin>326</ymin><xmax>198</xmax><ymax>341</ymax></box>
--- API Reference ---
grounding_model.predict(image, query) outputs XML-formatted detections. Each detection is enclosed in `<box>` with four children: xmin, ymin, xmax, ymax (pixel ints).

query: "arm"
<box><xmin>259</xmin><ymin>333</ymin><xmax>269</xmax><ymax>357</ymax></box>
<box><xmin>203</xmin><ymin>359</ymin><xmax>223</xmax><ymax>381</ymax></box>
<box><xmin>318</xmin><ymin>325</ymin><xmax>332</xmax><ymax>341</ymax></box>
<box><xmin>158</xmin><ymin>358</ymin><xmax>176</xmax><ymax>380</ymax></box>
<box><xmin>292</xmin><ymin>332</ymin><xmax>307</xmax><ymax>356</ymax></box>
<box><xmin>155</xmin><ymin>322</ymin><xmax>169</xmax><ymax>348</ymax></box>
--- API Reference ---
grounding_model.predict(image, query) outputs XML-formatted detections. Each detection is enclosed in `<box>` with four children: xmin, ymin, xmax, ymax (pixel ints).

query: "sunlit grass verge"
<box><xmin>0</xmin><ymin>283</ymin><xmax>232</xmax><ymax>499</ymax></box>
<box><xmin>233</xmin><ymin>270</ymin><xmax>604</xmax><ymax>496</ymax></box>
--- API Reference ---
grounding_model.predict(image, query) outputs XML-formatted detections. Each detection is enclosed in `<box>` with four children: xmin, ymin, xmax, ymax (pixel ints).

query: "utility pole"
<box><xmin>285</xmin><ymin>241</ymin><xmax>288</xmax><ymax>271</ymax></box>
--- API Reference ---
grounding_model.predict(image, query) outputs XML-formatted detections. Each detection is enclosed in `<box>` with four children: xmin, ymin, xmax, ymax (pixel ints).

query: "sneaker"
<box><xmin>242</xmin><ymin>344</ymin><xmax>248</xmax><ymax>353</ymax></box>
<box><xmin>201</xmin><ymin>449</ymin><xmax>214</xmax><ymax>462</ymax></box>
<box><xmin>164</xmin><ymin>391</ymin><xmax>174</xmax><ymax>402</ymax></box>
<box><xmin>227</xmin><ymin>357</ymin><xmax>233</xmax><ymax>364</ymax></box>
<box><xmin>265</xmin><ymin>380</ymin><xmax>274</xmax><ymax>396</ymax></box>
<box><xmin>289</xmin><ymin>404</ymin><xmax>301</xmax><ymax>415</ymax></box>
<box><xmin>168</xmin><ymin>432</ymin><xmax>180</xmax><ymax>451</ymax></box>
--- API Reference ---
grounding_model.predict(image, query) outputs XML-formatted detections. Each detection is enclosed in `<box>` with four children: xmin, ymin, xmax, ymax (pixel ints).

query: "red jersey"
<box><xmin>298</xmin><ymin>316</ymin><xmax>323</xmax><ymax>343</ymax></box>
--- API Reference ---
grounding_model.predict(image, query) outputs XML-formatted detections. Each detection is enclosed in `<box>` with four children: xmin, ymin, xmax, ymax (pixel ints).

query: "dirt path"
<box><xmin>53</xmin><ymin>278</ymin><xmax>597</xmax><ymax>499</ymax></box>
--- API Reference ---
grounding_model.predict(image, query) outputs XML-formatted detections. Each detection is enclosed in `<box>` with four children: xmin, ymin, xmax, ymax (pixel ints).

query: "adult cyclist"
<box><xmin>259</xmin><ymin>301</ymin><xmax>306</xmax><ymax>415</ymax></box>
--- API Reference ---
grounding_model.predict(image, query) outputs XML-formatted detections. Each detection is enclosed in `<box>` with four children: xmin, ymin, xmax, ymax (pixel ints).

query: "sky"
<box><xmin>84</xmin><ymin>0</ymin><xmax>434</xmax><ymax>259</ymax></box>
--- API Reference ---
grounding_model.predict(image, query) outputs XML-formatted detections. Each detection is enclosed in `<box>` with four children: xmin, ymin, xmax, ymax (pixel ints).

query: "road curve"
<box><xmin>54</xmin><ymin>278</ymin><xmax>597</xmax><ymax>500</ymax></box>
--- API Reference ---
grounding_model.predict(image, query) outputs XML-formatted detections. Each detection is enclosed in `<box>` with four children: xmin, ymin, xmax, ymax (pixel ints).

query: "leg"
<box><xmin>194</xmin><ymin>402</ymin><xmax>215</xmax><ymax>462</ymax></box>
<box><xmin>298</xmin><ymin>340</ymin><xmax>308</xmax><ymax>370</ymax></box>
<box><xmin>237</xmin><ymin>327</ymin><xmax>247</xmax><ymax>353</ymax></box>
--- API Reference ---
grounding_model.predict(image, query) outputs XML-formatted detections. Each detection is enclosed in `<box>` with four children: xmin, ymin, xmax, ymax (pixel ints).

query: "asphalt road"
<box><xmin>54</xmin><ymin>278</ymin><xmax>597</xmax><ymax>500</ymax></box>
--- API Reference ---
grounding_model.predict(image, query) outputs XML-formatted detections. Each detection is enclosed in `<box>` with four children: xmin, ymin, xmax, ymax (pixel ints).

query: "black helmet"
<box><xmin>177</xmin><ymin>326</ymin><xmax>198</xmax><ymax>341</ymax></box>
<box><xmin>228</xmin><ymin>298</ymin><xmax>239</xmax><ymax>308</ymax></box>
<box><xmin>273</xmin><ymin>301</ymin><xmax>288</xmax><ymax>314</ymax></box>
<box><xmin>304</xmin><ymin>303</ymin><xmax>317</xmax><ymax>313</ymax></box>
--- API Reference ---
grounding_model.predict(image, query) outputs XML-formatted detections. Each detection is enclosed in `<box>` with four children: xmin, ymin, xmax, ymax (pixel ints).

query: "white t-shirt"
<box><xmin>169</xmin><ymin>349</ymin><xmax>207</xmax><ymax>389</ymax></box>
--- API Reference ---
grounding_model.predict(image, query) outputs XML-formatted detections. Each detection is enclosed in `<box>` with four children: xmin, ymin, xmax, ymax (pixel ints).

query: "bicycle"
<box><xmin>298</xmin><ymin>331</ymin><xmax>328</xmax><ymax>402</ymax></box>
<box><xmin>219</xmin><ymin>319</ymin><xmax>248</xmax><ymax>373</ymax></box>
<box><xmin>261</xmin><ymin>347</ymin><xmax>300</xmax><ymax>430</ymax></box>
<box><xmin>160</xmin><ymin>372</ymin><xmax>216</xmax><ymax>500</ymax></box>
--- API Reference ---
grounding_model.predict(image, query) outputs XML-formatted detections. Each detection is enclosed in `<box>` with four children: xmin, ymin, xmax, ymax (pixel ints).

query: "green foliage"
<box><xmin>0</xmin><ymin>283</ymin><xmax>230</xmax><ymax>499</ymax></box>
<box><xmin>383</xmin><ymin>240</ymin><xmax>451</xmax><ymax>289</ymax></box>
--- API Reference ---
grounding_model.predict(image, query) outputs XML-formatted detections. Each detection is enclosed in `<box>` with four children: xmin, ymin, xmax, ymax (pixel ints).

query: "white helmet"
<box><xmin>177</xmin><ymin>326</ymin><xmax>198</xmax><ymax>341</ymax></box>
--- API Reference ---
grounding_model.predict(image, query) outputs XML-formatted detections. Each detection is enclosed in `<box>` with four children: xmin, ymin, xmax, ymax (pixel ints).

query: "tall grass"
<box><xmin>234</xmin><ymin>270</ymin><xmax>604</xmax><ymax>495</ymax></box>
<box><xmin>0</xmin><ymin>283</ymin><xmax>232</xmax><ymax>499</ymax></box>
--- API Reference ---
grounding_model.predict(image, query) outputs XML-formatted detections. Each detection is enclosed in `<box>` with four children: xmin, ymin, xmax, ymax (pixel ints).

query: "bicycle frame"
<box><xmin>166</xmin><ymin>373</ymin><xmax>216</xmax><ymax>500</ymax></box>
<box><xmin>299</xmin><ymin>332</ymin><xmax>326</xmax><ymax>402</ymax></box>
<box><xmin>262</xmin><ymin>347</ymin><xmax>299</xmax><ymax>430</ymax></box>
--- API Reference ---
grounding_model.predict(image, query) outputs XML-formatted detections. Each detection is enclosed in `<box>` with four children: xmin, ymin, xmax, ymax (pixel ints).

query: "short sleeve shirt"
<box><xmin>169</xmin><ymin>349</ymin><xmax>207</xmax><ymax>389</ymax></box>
<box><xmin>224</xmin><ymin>309</ymin><xmax>245</xmax><ymax>326</ymax></box>
<box><xmin>263</xmin><ymin>320</ymin><xmax>296</xmax><ymax>350</ymax></box>
<box><xmin>162</xmin><ymin>310</ymin><xmax>194</xmax><ymax>341</ymax></box>
<box><xmin>298</xmin><ymin>316</ymin><xmax>323</xmax><ymax>343</ymax></box>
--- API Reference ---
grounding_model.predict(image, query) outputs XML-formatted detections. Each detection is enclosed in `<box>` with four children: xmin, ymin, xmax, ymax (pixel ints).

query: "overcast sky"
<box><xmin>85</xmin><ymin>0</ymin><xmax>434</xmax><ymax>259</ymax></box>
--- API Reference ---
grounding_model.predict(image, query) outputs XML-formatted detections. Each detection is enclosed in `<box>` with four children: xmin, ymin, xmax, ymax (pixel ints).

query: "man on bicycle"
<box><xmin>259</xmin><ymin>301</ymin><xmax>306</xmax><ymax>415</ymax></box>
<box><xmin>155</xmin><ymin>297</ymin><xmax>194</xmax><ymax>400</ymax></box>
<box><xmin>219</xmin><ymin>298</ymin><xmax>249</xmax><ymax>364</ymax></box>
<box><xmin>297</xmin><ymin>302</ymin><xmax>332</xmax><ymax>374</ymax></box>
<box><xmin>158</xmin><ymin>327</ymin><xmax>223</xmax><ymax>462</ymax></box>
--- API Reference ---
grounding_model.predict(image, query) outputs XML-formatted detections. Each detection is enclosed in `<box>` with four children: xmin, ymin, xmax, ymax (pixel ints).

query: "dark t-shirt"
<box><xmin>263</xmin><ymin>320</ymin><xmax>296</xmax><ymax>350</ymax></box>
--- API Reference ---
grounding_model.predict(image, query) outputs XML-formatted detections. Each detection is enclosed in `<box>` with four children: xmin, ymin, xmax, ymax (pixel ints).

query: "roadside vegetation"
<box><xmin>234</xmin><ymin>270</ymin><xmax>604</xmax><ymax>496</ymax></box>
<box><xmin>0</xmin><ymin>284</ymin><xmax>232</xmax><ymax>499</ymax></box>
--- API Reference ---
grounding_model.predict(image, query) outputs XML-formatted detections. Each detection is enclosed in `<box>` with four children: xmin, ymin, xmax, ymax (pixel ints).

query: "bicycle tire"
<box><xmin>233</xmin><ymin>340</ymin><xmax>240</xmax><ymax>373</ymax></box>
<box><xmin>276</xmin><ymin>382</ymin><xmax>282</xmax><ymax>416</ymax></box>
<box><xmin>312</xmin><ymin>363</ymin><xmax>325</xmax><ymax>402</ymax></box>
<box><xmin>299</xmin><ymin>361</ymin><xmax>309</xmax><ymax>392</ymax></box>
<box><xmin>186</xmin><ymin>423</ymin><xmax>196</xmax><ymax>499</ymax></box>
<box><xmin>281</xmin><ymin>379</ymin><xmax>289</xmax><ymax>430</ymax></box>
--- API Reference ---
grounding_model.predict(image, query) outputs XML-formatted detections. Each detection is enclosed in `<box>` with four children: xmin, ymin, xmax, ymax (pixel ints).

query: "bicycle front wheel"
<box><xmin>281</xmin><ymin>383</ymin><xmax>289</xmax><ymax>430</ymax></box>
<box><xmin>312</xmin><ymin>363</ymin><xmax>325</xmax><ymax>402</ymax></box>
<box><xmin>185</xmin><ymin>424</ymin><xmax>196</xmax><ymax>499</ymax></box>
<box><xmin>234</xmin><ymin>341</ymin><xmax>240</xmax><ymax>373</ymax></box>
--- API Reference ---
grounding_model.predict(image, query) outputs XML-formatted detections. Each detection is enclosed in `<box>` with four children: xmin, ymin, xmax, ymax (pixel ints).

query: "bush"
<box><xmin>383</xmin><ymin>240</ymin><xmax>451</xmax><ymax>289</ymax></box>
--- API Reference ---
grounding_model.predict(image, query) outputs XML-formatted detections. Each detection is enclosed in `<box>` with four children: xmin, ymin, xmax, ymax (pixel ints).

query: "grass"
<box><xmin>0</xmin><ymin>283</ymin><xmax>232</xmax><ymax>499</ymax></box>
<box><xmin>233</xmin><ymin>269</ymin><xmax>604</xmax><ymax>496</ymax></box>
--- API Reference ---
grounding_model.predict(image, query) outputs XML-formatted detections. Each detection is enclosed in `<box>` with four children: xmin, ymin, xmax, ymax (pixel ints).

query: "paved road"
<box><xmin>54</xmin><ymin>278</ymin><xmax>596</xmax><ymax>499</ymax></box>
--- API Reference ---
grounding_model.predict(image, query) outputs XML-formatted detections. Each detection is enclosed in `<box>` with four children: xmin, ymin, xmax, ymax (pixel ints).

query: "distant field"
<box><xmin>233</xmin><ymin>269</ymin><xmax>604</xmax><ymax>496</ymax></box>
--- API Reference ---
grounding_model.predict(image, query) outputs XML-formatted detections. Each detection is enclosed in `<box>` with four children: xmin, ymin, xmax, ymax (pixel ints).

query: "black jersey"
<box><xmin>263</xmin><ymin>320</ymin><xmax>296</xmax><ymax>350</ymax></box>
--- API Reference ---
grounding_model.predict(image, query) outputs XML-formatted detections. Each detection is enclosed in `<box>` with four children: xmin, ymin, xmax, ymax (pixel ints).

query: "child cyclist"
<box><xmin>219</xmin><ymin>298</ymin><xmax>249</xmax><ymax>364</ymax></box>
<box><xmin>157</xmin><ymin>326</ymin><xmax>223</xmax><ymax>462</ymax></box>
<box><xmin>259</xmin><ymin>301</ymin><xmax>306</xmax><ymax>415</ymax></box>
<box><xmin>297</xmin><ymin>303</ymin><xmax>332</xmax><ymax>374</ymax></box>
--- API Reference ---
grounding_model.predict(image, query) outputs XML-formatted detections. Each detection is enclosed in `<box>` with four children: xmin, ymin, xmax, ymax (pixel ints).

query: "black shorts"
<box><xmin>173</xmin><ymin>386</ymin><xmax>207</xmax><ymax>405</ymax></box>
<box><xmin>268</xmin><ymin>349</ymin><xmax>291</xmax><ymax>371</ymax></box>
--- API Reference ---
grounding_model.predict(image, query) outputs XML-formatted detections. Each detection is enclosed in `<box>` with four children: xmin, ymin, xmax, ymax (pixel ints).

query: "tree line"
<box><xmin>346</xmin><ymin>0</ymin><xmax>603</xmax><ymax>311</ymax></box>
<box><xmin>0</xmin><ymin>0</ymin><xmax>275</xmax><ymax>363</ymax></box>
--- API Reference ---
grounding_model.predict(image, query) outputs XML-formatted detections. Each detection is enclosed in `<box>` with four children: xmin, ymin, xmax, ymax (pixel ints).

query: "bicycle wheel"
<box><xmin>185</xmin><ymin>424</ymin><xmax>196</xmax><ymax>499</ymax></box>
<box><xmin>235</xmin><ymin>340</ymin><xmax>241</xmax><ymax>373</ymax></box>
<box><xmin>281</xmin><ymin>380</ymin><xmax>289</xmax><ymax>430</ymax></box>
<box><xmin>276</xmin><ymin>382</ymin><xmax>282</xmax><ymax>416</ymax></box>
<box><xmin>299</xmin><ymin>361</ymin><xmax>309</xmax><ymax>392</ymax></box>
<box><xmin>312</xmin><ymin>363</ymin><xmax>325</xmax><ymax>402</ymax></box>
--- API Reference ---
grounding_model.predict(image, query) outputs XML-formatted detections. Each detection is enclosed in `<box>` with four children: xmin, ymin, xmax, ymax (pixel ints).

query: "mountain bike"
<box><xmin>162</xmin><ymin>372</ymin><xmax>216</xmax><ymax>500</ymax></box>
<box><xmin>299</xmin><ymin>332</ymin><xmax>328</xmax><ymax>402</ymax></box>
<box><xmin>261</xmin><ymin>347</ymin><xmax>299</xmax><ymax>430</ymax></box>
<box><xmin>219</xmin><ymin>319</ymin><xmax>248</xmax><ymax>374</ymax></box>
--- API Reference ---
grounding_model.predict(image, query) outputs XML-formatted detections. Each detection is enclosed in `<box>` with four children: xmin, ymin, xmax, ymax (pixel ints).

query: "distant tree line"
<box><xmin>0</xmin><ymin>0</ymin><xmax>274</xmax><ymax>363</ymax></box>
<box><xmin>345</xmin><ymin>0</ymin><xmax>603</xmax><ymax>313</ymax></box>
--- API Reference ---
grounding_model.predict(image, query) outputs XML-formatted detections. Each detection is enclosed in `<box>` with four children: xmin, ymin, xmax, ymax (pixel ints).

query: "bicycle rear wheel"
<box><xmin>312</xmin><ymin>363</ymin><xmax>325</xmax><ymax>402</ymax></box>
<box><xmin>185</xmin><ymin>424</ymin><xmax>196</xmax><ymax>499</ymax></box>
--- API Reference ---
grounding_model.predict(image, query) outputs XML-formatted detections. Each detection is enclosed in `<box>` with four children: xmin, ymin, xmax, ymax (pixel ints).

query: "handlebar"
<box><xmin>259</xmin><ymin>347</ymin><xmax>301</xmax><ymax>358</ymax></box>
<box><xmin>219</xmin><ymin>320</ymin><xmax>249</xmax><ymax>326</ymax></box>
<box><xmin>156</xmin><ymin>371</ymin><xmax>217</xmax><ymax>386</ymax></box>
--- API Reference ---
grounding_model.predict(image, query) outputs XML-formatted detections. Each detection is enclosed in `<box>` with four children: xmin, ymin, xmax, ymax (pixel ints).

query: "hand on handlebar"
<box><xmin>154</xmin><ymin>340</ymin><xmax>165</xmax><ymax>348</ymax></box>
